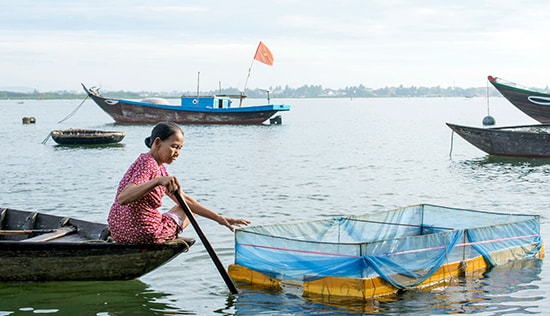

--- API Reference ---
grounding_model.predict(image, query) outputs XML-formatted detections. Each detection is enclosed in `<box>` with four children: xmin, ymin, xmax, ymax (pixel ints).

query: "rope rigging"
<box><xmin>57</xmin><ymin>95</ymin><xmax>89</xmax><ymax>123</ymax></box>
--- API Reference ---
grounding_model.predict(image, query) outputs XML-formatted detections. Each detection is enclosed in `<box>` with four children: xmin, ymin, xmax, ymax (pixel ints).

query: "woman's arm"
<box><xmin>117</xmin><ymin>176</ymin><xmax>178</xmax><ymax>204</ymax></box>
<box><xmin>170</xmin><ymin>190</ymin><xmax>251</xmax><ymax>231</ymax></box>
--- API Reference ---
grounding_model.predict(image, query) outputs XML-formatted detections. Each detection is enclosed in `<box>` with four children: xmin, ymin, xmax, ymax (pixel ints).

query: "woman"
<box><xmin>108</xmin><ymin>122</ymin><xmax>250</xmax><ymax>244</ymax></box>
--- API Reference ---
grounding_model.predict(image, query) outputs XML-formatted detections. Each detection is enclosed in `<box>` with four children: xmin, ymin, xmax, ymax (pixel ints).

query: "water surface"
<box><xmin>0</xmin><ymin>96</ymin><xmax>548</xmax><ymax>315</ymax></box>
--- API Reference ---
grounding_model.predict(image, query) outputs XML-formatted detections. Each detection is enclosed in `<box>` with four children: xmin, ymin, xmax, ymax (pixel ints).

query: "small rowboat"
<box><xmin>49</xmin><ymin>129</ymin><xmax>126</xmax><ymax>145</ymax></box>
<box><xmin>0</xmin><ymin>208</ymin><xmax>195</xmax><ymax>282</ymax></box>
<box><xmin>447</xmin><ymin>122</ymin><xmax>550</xmax><ymax>158</ymax></box>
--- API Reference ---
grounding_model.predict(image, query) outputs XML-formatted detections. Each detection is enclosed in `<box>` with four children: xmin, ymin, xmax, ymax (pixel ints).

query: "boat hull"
<box><xmin>50</xmin><ymin>129</ymin><xmax>126</xmax><ymax>145</ymax></box>
<box><xmin>0</xmin><ymin>239</ymin><xmax>191</xmax><ymax>282</ymax></box>
<box><xmin>447</xmin><ymin>122</ymin><xmax>550</xmax><ymax>158</ymax></box>
<box><xmin>85</xmin><ymin>86</ymin><xmax>289</xmax><ymax>125</ymax></box>
<box><xmin>0</xmin><ymin>208</ymin><xmax>194</xmax><ymax>282</ymax></box>
<box><xmin>488</xmin><ymin>76</ymin><xmax>550</xmax><ymax>123</ymax></box>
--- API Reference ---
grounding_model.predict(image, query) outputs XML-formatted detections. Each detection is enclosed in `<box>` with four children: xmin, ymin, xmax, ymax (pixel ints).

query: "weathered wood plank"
<box><xmin>0</xmin><ymin>229</ymin><xmax>55</xmax><ymax>235</ymax></box>
<box><xmin>0</xmin><ymin>208</ymin><xmax>6</xmax><ymax>229</ymax></box>
<box><xmin>21</xmin><ymin>226</ymin><xmax>77</xmax><ymax>242</ymax></box>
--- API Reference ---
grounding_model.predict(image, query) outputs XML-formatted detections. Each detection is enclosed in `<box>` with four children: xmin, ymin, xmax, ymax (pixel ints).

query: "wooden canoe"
<box><xmin>488</xmin><ymin>75</ymin><xmax>550</xmax><ymax>123</ymax></box>
<box><xmin>0</xmin><ymin>208</ymin><xmax>195</xmax><ymax>282</ymax></box>
<box><xmin>447</xmin><ymin>122</ymin><xmax>550</xmax><ymax>158</ymax></box>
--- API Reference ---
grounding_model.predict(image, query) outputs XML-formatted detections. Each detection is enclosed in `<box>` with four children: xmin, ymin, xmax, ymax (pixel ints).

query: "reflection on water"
<box><xmin>0</xmin><ymin>280</ymin><xmax>193</xmax><ymax>315</ymax></box>
<box><xmin>451</xmin><ymin>156</ymin><xmax>550</xmax><ymax>190</ymax></box>
<box><xmin>4</xmin><ymin>269</ymin><xmax>535</xmax><ymax>316</ymax></box>
<box><xmin>52</xmin><ymin>143</ymin><xmax>126</xmax><ymax>150</ymax></box>
<box><xmin>461</xmin><ymin>155</ymin><xmax>550</xmax><ymax>168</ymax></box>
<box><xmin>232</xmin><ymin>259</ymin><xmax>543</xmax><ymax>315</ymax></box>
<box><xmin>449</xmin><ymin>155</ymin><xmax>550</xmax><ymax>214</ymax></box>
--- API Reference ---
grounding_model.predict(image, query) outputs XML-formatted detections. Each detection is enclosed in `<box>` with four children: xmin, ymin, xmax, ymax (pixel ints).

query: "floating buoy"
<box><xmin>482</xmin><ymin>115</ymin><xmax>495</xmax><ymax>126</ymax></box>
<box><xmin>483</xmin><ymin>79</ymin><xmax>496</xmax><ymax>126</ymax></box>
<box><xmin>22</xmin><ymin>117</ymin><xmax>36</xmax><ymax>124</ymax></box>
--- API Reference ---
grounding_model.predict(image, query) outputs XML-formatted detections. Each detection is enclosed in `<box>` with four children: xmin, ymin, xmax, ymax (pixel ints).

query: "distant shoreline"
<box><xmin>0</xmin><ymin>95</ymin><xmax>498</xmax><ymax>100</ymax></box>
<box><xmin>0</xmin><ymin>85</ymin><xmax>503</xmax><ymax>100</ymax></box>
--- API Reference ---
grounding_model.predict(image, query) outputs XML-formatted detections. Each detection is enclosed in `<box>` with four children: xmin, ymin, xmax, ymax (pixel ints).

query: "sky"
<box><xmin>2</xmin><ymin>0</ymin><xmax>550</xmax><ymax>92</ymax></box>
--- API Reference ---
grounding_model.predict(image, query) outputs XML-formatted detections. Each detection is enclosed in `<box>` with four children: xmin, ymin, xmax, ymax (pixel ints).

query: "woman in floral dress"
<box><xmin>108</xmin><ymin>122</ymin><xmax>250</xmax><ymax>244</ymax></box>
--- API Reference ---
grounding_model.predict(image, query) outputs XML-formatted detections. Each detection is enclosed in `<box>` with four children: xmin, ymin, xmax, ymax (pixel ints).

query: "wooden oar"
<box><xmin>173</xmin><ymin>190</ymin><xmax>239</xmax><ymax>294</ymax></box>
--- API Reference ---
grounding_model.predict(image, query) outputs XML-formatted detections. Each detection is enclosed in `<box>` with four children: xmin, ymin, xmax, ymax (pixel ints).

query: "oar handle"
<box><xmin>173</xmin><ymin>190</ymin><xmax>239</xmax><ymax>294</ymax></box>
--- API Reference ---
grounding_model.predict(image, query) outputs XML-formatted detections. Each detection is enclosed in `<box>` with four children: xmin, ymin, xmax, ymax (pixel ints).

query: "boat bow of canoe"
<box><xmin>0</xmin><ymin>208</ymin><xmax>195</xmax><ymax>282</ymax></box>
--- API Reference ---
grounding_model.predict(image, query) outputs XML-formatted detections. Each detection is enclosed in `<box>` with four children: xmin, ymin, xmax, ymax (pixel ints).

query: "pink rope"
<box><xmin>239</xmin><ymin>233</ymin><xmax>540</xmax><ymax>258</ymax></box>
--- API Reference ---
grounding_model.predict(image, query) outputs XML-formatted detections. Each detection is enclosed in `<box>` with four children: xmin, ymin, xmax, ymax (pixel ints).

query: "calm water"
<box><xmin>0</xmin><ymin>96</ymin><xmax>549</xmax><ymax>315</ymax></box>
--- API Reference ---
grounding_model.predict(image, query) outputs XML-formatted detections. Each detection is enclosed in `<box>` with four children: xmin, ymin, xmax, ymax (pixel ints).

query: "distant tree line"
<box><xmin>0</xmin><ymin>84</ymin><xmax>522</xmax><ymax>100</ymax></box>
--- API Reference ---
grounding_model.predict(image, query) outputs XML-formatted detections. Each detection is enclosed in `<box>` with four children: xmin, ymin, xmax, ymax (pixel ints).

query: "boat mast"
<box><xmin>241</xmin><ymin>59</ymin><xmax>255</xmax><ymax>107</ymax></box>
<box><xmin>196</xmin><ymin>71</ymin><xmax>200</xmax><ymax>106</ymax></box>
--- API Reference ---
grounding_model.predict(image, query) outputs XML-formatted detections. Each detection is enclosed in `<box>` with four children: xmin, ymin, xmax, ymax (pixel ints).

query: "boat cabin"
<box><xmin>181</xmin><ymin>95</ymin><xmax>244</xmax><ymax>109</ymax></box>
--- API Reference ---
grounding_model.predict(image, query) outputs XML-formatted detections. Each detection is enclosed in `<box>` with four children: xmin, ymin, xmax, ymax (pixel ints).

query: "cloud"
<box><xmin>2</xmin><ymin>0</ymin><xmax>550</xmax><ymax>91</ymax></box>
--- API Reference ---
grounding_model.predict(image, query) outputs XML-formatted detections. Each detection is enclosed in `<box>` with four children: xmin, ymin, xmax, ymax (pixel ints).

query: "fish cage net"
<box><xmin>234</xmin><ymin>204</ymin><xmax>542</xmax><ymax>289</ymax></box>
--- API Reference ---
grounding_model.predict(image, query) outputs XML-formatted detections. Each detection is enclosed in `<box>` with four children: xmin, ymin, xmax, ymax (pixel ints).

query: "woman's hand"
<box><xmin>157</xmin><ymin>176</ymin><xmax>180</xmax><ymax>195</ymax></box>
<box><xmin>217</xmin><ymin>216</ymin><xmax>251</xmax><ymax>232</ymax></box>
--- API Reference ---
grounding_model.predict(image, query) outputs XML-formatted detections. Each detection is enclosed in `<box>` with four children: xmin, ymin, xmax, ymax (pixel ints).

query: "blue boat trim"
<box><xmin>119</xmin><ymin>98</ymin><xmax>290</xmax><ymax>113</ymax></box>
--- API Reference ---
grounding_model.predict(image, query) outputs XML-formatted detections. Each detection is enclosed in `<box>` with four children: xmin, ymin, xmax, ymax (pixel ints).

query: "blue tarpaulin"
<box><xmin>234</xmin><ymin>204</ymin><xmax>542</xmax><ymax>290</ymax></box>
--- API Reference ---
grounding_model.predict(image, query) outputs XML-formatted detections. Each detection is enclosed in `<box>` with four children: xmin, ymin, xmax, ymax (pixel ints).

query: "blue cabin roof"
<box><xmin>181</xmin><ymin>95</ymin><xmax>236</xmax><ymax>109</ymax></box>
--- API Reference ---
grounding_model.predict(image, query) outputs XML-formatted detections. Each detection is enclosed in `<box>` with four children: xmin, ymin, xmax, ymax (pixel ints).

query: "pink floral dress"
<box><xmin>108</xmin><ymin>153</ymin><xmax>181</xmax><ymax>244</ymax></box>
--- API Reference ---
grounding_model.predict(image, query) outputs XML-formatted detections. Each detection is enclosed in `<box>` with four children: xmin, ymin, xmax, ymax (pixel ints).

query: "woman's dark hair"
<box><xmin>145</xmin><ymin>122</ymin><xmax>183</xmax><ymax>148</ymax></box>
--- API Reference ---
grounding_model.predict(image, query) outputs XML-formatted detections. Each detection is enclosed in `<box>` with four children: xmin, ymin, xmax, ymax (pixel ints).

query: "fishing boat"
<box><xmin>446</xmin><ymin>122</ymin><xmax>550</xmax><ymax>158</ymax></box>
<box><xmin>229</xmin><ymin>204</ymin><xmax>543</xmax><ymax>300</ymax></box>
<box><xmin>0</xmin><ymin>207</ymin><xmax>195</xmax><ymax>282</ymax></box>
<box><xmin>82</xmin><ymin>84</ymin><xmax>290</xmax><ymax>125</ymax></box>
<box><xmin>48</xmin><ymin>129</ymin><xmax>126</xmax><ymax>145</ymax></box>
<box><xmin>488</xmin><ymin>75</ymin><xmax>550</xmax><ymax>123</ymax></box>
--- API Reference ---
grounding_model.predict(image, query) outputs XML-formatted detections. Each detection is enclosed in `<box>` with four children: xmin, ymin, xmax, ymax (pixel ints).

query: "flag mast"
<box><xmin>196</xmin><ymin>71</ymin><xmax>200</xmax><ymax>106</ymax></box>
<box><xmin>241</xmin><ymin>60</ymin><xmax>255</xmax><ymax>107</ymax></box>
<box><xmin>241</xmin><ymin>41</ymin><xmax>274</xmax><ymax>107</ymax></box>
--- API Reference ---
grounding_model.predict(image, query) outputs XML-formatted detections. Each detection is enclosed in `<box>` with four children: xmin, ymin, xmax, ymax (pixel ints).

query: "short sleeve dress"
<box><xmin>108</xmin><ymin>153</ymin><xmax>182</xmax><ymax>244</ymax></box>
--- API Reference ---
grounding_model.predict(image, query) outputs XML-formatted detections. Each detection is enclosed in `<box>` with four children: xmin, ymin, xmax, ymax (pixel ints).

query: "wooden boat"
<box><xmin>0</xmin><ymin>208</ymin><xmax>195</xmax><ymax>282</ymax></box>
<box><xmin>488</xmin><ymin>75</ymin><xmax>550</xmax><ymax>123</ymax></box>
<box><xmin>229</xmin><ymin>204</ymin><xmax>543</xmax><ymax>300</ymax></box>
<box><xmin>82</xmin><ymin>84</ymin><xmax>290</xmax><ymax>125</ymax></box>
<box><xmin>446</xmin><ymin>122</ymin><xmax>550</xmax><ymax>158</ymax></box>
<box><xmin>50</xmin><ymin>129</ymin><xmax>126</xmax><ymax>145</ymax></box>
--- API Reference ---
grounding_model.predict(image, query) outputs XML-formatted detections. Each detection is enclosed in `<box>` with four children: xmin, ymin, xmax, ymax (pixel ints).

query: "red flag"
<box><xmin>253</xmin><ymin>41</ymin><xmax>274</xmax><ymax>66</ymax></box>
